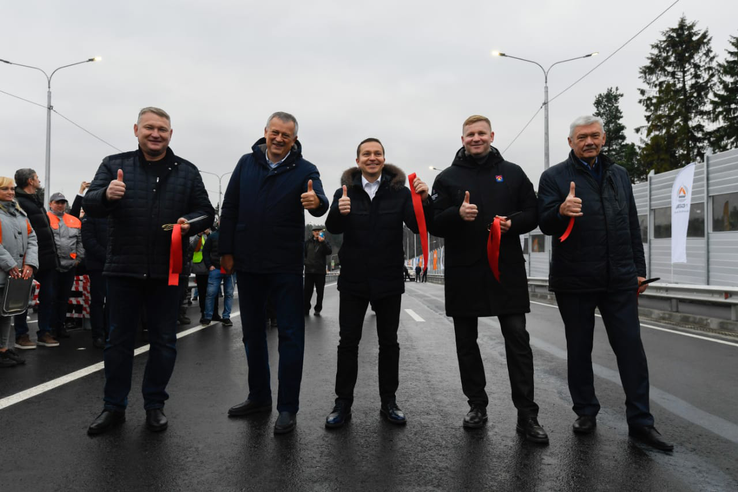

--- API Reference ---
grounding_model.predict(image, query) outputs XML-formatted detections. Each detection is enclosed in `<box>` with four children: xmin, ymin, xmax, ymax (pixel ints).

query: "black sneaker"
<box><xmin>222</xmin><ymin>318</ymin><xmax>233</xmax><ymax>327</ymax></box>
<box><xmin>0</xmin><ymin>351</ymin><xmax>19</xmax><ymax>368</ymax></box>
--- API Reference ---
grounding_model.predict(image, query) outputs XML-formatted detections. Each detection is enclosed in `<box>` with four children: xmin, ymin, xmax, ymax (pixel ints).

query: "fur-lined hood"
<box><xmin>340</xmin><ymin>164</ymin><xmax>406</xmax><ymax>190</ymax></box>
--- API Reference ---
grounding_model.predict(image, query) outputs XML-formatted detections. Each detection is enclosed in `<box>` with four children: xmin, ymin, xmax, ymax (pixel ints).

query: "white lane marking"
<box><xmin>405</xmin><ymin>309</ymin><xmax>425</xmax><ymax>322</ymax></box>
<box><xmin>530</xmin><ymin>300</ymin><xmax>738</xmax><ymax>348</ymax></box>
<box><xmin>0</xmin><ymin>312</ymin><xmax>241</xmax><ymax>411</ymax></box>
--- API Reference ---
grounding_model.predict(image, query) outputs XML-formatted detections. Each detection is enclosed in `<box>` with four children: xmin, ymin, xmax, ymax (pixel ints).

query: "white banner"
<box><xmin>671</xmin><ymin>163</ymin><xmax>696</xmax><ymax>264</ymax></box>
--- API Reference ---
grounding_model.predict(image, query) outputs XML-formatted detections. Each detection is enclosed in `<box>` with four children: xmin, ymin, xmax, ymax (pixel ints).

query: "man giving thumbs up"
<box><xmin>84</xmin><ymin>107</ymin><xmax>214</xmax><ymax>436</ymax></box>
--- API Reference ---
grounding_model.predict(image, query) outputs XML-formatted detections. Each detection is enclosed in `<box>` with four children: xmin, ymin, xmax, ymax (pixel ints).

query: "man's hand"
<box><xmin>459</xmin><ymin>191</ymin><xmax>478</xmax><ymax>221</ymax></box>
<box><xmin>221</xmin><ymin>254</ymin><xmax>235</xmax><ymax>274</ymax></box>
<box><xmin>106</xmin><ymin>169</ymin><xmax>126</xmax><ymax>201</ymax></box>
<box><xmin>301</xmin><ymin>179</ymin><xmax>320</xmax><ymax>210</ymax></box>
<box><xmin>495</xmin><ymin>215</ymin><xmax>511</xmax><ymax>234</ymax></box>
<box><xmin>79</xmin><ymin>181</ymin><xmax>91</xmax><ymax>195</ymax></box>
<box><xmin>559</xmin><ymin>181</ymin><xmax>583</xmax><ymax>217</ymax></box>
<box><xmin>339</xmin><ymin>185</ymin><xmax>351</xmax><ymax>215</ymax></box>
<box><xmin>412</xmin><ymin>177</ymin><xmax>429</xmax><ymax>203</ymax></box>
<box><xmin>209</xmin><ymin>266</ymin><xmax>216</xmax><ymax>271</ymax></box>
<box><xmin>637</xmin><ymin>276</ymin><xmax>648</xmax><ymax>295</ymax></box>
<box><xmin>176</xmin><ymin>217</ymin><xmax>190</xmax><ymax>234</ymax></box>
<box><xmin>318</xmin><ymin>234</ymin><xmax>325</xmax><ymax>242</ymax></box>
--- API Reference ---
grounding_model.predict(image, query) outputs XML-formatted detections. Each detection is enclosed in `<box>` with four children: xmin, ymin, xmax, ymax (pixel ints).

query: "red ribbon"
<box><xmin>486</xmin><ymin>217</ymin><xmax>501</xmax><ymax>281</ymax></box>
<box><xmin>407</xmin><ymin>173</ymin><xmax>429</xmax><ymax>274</ymax></box>
<box><xmin>559</xmin><ymin>217</ymin><xmax>575</xmax><ymax>242</ymax></box>
<box><xmin>168</xmin><ymin>224</ymin><xmax>182</xmax><ymax>286</ymax></box>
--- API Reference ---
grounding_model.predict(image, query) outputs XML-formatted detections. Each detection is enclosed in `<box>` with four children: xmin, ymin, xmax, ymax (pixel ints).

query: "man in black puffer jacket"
<box><xmin>537</xmin><ymin>115</ymin><xmax>672</xmax><ymax>452</ymax></box>
<box><xmin>428</xmin><ymin>115</ymin><xmax>548</xmax><ymax>443</ymax></box>
<box><xmin>324</xmin><ymin>138</ymin><xmax>430</xmax><ymax>429</ymax></box>
<box><xmin>83</xmin><ymin>107</ymin><xmax>214</xmax><ymax>436</ymax></box>
<box><xmin>13</xmin><ymin>168</ymin><xmax>60</xmax><ymax>349</ymax></box>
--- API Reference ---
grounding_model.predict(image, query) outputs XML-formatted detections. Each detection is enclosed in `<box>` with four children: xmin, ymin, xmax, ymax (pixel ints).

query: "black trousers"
<box><xmin>88</xmin><ymin>270</ymin><xmax>108</xmax><ymax>340</ymax></box>
<box><xmin>555</xmin><ymin>289</ymin><xmax>653</xmax><ymax>427</ymax></box>
<box><xmin>303</xmin><ymin>273</ymin><xmax>326</xmax><ymax>314</ymax></box>
<box><xmin>452</xmin><ymin>314</ymin><xmax>539</xmax><ymax>417</ymax></box>
<box><xmin>335</xmin><ymin>292</ymin><xmax>401</xmax><ymax>406</ymax></box>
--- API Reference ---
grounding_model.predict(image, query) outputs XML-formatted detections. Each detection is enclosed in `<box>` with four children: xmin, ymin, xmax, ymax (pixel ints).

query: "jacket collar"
<box><xmin>252</xmin><ymin>137</ymin><xmax>303</xmax><ymax>170</ymax></box>
<box><xmin>451</xmin><ymin>146</ymin><xmax>504</xmax><ymax>169</ymax></box>
<box><xmin>340</xmin><ymin>163</ymin><xmax>406</xmax><ymax>191</ymax></box>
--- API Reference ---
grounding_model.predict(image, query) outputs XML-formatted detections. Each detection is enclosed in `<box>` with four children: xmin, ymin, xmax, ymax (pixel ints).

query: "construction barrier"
<box><xmin>31</xmin><ymin>275</ymin><xmax>91</xmax><ymax>320</ymax></box>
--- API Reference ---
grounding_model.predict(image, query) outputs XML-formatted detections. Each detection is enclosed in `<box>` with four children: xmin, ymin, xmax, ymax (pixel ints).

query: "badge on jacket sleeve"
<box><xmin>495</xmin><ymin>175</ymin><xmax>504</xmax><ymax>182</ymax></box>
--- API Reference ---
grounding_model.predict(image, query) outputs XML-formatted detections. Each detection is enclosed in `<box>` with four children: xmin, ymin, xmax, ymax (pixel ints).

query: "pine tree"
<box><xmin>593</xmin><ymin>87</ymin><xmax>647</xmax><ymax>183</ymax></box>
<box><xmin>711</xmin><ymin>35</ymin><xmax>738</xmax><ymax>152</ymax></box>
<box><xmin>638</xmin><ymin>16</ymin><xmax>716</xmax><ymax>170</ymax></box>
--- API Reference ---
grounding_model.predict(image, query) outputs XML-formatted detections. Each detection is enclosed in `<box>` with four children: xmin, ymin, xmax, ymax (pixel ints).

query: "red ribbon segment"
<box><xmin>559</xmin><ymin>217</ymin><xmax>575</xmax><ymax>242</ymax></box>
<box><xmin>486</xmin><ymin>217</ymin><xmax>501</xmax><ymax>281</ymax></box>
<box><xmin>168</xmin><ymin>224</ymin><xmax>182</xmax><ymax>286</ymax></box>
<box><xmin>407</xmin><ymin>173</ymin><xmax>429</xmax><ymax>274</ymax></box>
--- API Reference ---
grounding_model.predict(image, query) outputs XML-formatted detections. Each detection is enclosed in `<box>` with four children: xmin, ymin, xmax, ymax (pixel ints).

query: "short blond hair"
<box><xmin>462</xmin><ymin>115</ymin><xmax>492</xmax><ymax>133</ymax></box>
<box><xmin>0</xmin><ymin>176</ymin><xmax>14</xmax><ymax>189</ymax></box>
<box><xmin>138</xmin><ymin>107</ymin><xmax>171</xmax><ymax>124</ymax></box>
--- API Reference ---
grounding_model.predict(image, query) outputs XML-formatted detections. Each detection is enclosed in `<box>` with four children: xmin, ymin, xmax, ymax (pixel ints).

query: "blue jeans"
<box><xmin>103</xmin><ymin>277</ymin><xmax>180</xmax><ymax>411</ymax></box>
<box><xmin>236</xmin><ymin>272</ymin><xmax>304</xmax><ymax>414</ymax></box>
<box><xmin>204</xmin><ymin>269</ymin><xmax>234</xmax><ymax>320</ymax></box>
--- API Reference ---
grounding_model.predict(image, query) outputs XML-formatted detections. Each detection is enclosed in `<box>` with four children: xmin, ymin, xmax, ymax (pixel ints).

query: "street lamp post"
<box><xmin>491</xmin><ymin>51</ymin><xmax>597</xmax><ymax>170</ymax></box>
<box><xmin>0</xmin><ymin>56</ymin><xmax>101</xmax><ymax>198</ymax></box>
<box><xmin>199</xmin><ymin>170</ymin><xmax>233</xmax><ymax>214</ymax></box>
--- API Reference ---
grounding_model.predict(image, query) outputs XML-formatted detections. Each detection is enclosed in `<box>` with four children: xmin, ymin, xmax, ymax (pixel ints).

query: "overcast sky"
<box><xmin>2</xmin><ymin>0</ymin><xmax>736</xmax><ymax>219</ymax></box>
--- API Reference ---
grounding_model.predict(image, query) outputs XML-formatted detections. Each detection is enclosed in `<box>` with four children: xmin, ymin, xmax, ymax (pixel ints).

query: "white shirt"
<box><xmin>362</xmin><ymin>174</ymin><xmax>382</xmax><ymax>201</ymax></box>
<box><xmin>266</xmin><ymin>150</ymin><xmax>291</xmax><ymax>169</ymax></box>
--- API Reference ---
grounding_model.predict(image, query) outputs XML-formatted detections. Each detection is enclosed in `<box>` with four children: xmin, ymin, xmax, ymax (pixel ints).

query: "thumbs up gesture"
<box><xmin>301</xmin><ymin>179</ymin><xmax>320</xmax><ymax>210</ymax></box>
<box><xmin>106</xmin><ymin>168</ymin><xmax>126</xmax><ymax>201</ymax></box>
<box><xmin>338</xmin><ymin>185</ymin><xmax>351</xmax><ymax>215</ymax></box>
<box><xmin>459</xmin><ymin>190</ymin><xmax>478</xmax><ymax>221</ymax></box>
<box><xmin>559</xmin><ymin>181</ymin><xmax>583</xmax><ymax>217</ymax></box>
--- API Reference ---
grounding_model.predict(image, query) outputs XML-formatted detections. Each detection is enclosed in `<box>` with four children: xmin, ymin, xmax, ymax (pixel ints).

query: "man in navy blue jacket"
<box><xmin>219</xmin><ymin>112</ymin><xmax>328</xmax><ymax>434</ymax></box>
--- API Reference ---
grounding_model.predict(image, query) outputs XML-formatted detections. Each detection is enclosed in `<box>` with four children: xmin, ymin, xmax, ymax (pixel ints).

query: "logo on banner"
<box><xmin>676</xmin><ymin>185</ymin><xmax>689</xmax><ymax>210</ymax></box>
<box><xmin>495</xmin><ymin>175</ymin><xmax>504</xmax><ymax>182</ymax></box>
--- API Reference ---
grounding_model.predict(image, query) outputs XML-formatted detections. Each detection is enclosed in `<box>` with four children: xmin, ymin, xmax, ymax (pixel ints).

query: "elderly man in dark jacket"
<box><xmin>13</xmin><ymin>168</ymin><xmax>60</xmax><ymax>349</ymax></box>
<box><xmin>219</xmin><ymin>112</ymin><xmax>328</xmax><ymax>434</ymax></box>
<box><xmin>537</xmin><ymin>115</ymin><xmax>672</xmax><ymax>452</ymax></box>
<box><xmin>429</xmin><ymin>115</ymin><xmax>548</xmax><ymax>443</ymax></box>
<box><xmin>303</xmin><ymin>226</ymin><xmax>332</xmax><ymax>316</ymax></box>
<box><xmin>83</xmin><ymin>107</ymin><xmax>214</xmax><ymax>435</ymax></box>
<box><xmin>323</xmin><ymin>138</ymin><xmax>430</xmax><ymax>428</ymax></box>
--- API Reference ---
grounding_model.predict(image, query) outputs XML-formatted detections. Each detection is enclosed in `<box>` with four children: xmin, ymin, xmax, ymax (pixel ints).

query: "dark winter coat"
<box><xmin>219</xmin><ymin>138</ymin><xmax>328</xmax><ymax>274</ymax></box>
<box><xmin>304</xmin><ymin>237</ymin><xmax>332</xmax><ymax>274</ymax></box>
<box><xmin>429</xmin><ymin>147</ymin><xmax>537</xmax><ymax>317</ymax></box>
<box><xmin>203</xmin><ymin>230</ymin><xmax>221</xmax><ymax>270</ymax></box>
<box><xmin>84</xmin><ymin>147</ymin><xmax>215</xmax><ymax>280</ymax></box>
<box><xmin>326</xmin><ymin>164</ymin><xmax>424</xmax><ymax>300</ymax></box>
<box><xmin>14</xmin><ymin>187</ymin><xmax>59</xmax><ymax>272</ymax></box>
<box><xmin>537</xmin><ymin>151</ymin><xmax>646</xmax><ymax>293</ymax></box>
<box><xmin>81</xmin><ymin>215</ymin><xmax>108</xmax><ymax>271</ymax></box>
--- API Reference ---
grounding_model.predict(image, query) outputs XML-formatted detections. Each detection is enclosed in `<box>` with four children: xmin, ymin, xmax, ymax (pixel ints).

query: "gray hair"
<box><xmin>138</xmin><ymin>107</ymin><xmax>171</xmax><ymax>124</ymax></box>
<box><xmin>569</xmin><ymin>115</ymin><xmax>604</xmax><ymax>138</ymax></box>
<box><xmin>14</xmin><ymin>168</ymin><xmax>37</xmax><ymax>189</ymax></box>
<box><xmin>266</xmin><ymin>111</ymin><xmax>299</xmax><ymax>137</ymax></box>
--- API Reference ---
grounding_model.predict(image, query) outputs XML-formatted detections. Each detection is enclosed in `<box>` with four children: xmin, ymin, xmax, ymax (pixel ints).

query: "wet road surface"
<box><xmin>1</xmin><ymin>281</ymin><xmax>737</xmax><ymax>491</ymax></box>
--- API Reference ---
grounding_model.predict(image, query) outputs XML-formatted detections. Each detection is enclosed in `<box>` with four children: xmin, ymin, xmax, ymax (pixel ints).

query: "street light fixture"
<box><xmin>491</xmin><ymin>50</ymin><xmax>597</xmax><ymax>170</ymax></box>
<box><xmin>199</xmin><ymin>170</ymin><xmax>233</xmax><ymax>214</ymax></box>
<box><xmin>0</xmin><ymin>56</ymin><xmax>101</xmax><ymax>199</ymax></box>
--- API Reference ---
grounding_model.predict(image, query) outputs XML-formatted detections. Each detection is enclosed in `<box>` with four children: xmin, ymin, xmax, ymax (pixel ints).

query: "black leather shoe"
<box><xmin>380</xmin><ymin>402</ymin><xmax>407</xmax><ymax>425</ymax></box>
<box><xmin>516</xmin><ymin>416</ymin><xmax>549</xmax><ymax>444</ymax></box>
<box><xmin>573</xmin><ymin>415</ymin><xmax>597</xmax><ymax>434</ymax></box>
<box><xmin>274</xmin><ymin>411</ymin><xmax>297</xmax><ymax>434</ymax></box>
<box><xmin>146</xmin><ymin>408</ymin><xmax>168</xmax><ymax>432</ymax></box>
<box><xmin>463</xmin><ymin>406</ymin><xmax>488</xmax><ymax>429</ymax></box>
<box><xmin>325</xmin><ymin>402</ymin><xmax>352</xmax><ymax>429</ymax></box>
<box><xmin>55</xmin><ymin>327</ymin><xmax>71</xmax><ymax>339</ymax></box>
<box><xmin>228</xmin><ymin>399</ymin><xmax>272</xmax><ymax>417</ymax></box>
<box><xmin>87</xmin><ymin>410</ymin><xmax>125</xmax><ymax>435</ymax></box>
<box><xmin>629</xmin><ymin>425</ymin><xmax>674</xmax><ymax>452</ymax></box>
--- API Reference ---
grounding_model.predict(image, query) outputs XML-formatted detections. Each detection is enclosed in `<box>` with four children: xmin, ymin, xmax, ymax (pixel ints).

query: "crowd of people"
<box><xmin>0</xmin><ymin>108</ymin><xmax>672</xmax><ymax>453</ymax></box>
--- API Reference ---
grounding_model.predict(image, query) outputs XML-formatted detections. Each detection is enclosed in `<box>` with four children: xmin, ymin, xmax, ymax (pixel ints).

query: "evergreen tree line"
<box><xmin>593</xmin><ymin>16</ymin><xmax>738</xmax><ymax>183</ymax></box>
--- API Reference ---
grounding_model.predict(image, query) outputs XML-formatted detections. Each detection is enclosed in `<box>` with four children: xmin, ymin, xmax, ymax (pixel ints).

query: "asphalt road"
<box><xmin>1</xmin><ymin>281</ymin><xmax>736</xmax><ymax>491</ymax></box>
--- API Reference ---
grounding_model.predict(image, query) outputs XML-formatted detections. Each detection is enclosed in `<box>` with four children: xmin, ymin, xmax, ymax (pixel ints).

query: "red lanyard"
<box><xmin>168</xmin><ymin>224</ymin><xmax>182</xmax><ymax>286</ymax></box>
<box><xmin>486</xmin><ymin>217</ymin><xmax>501</xmax><ymax>281</ymax></box>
